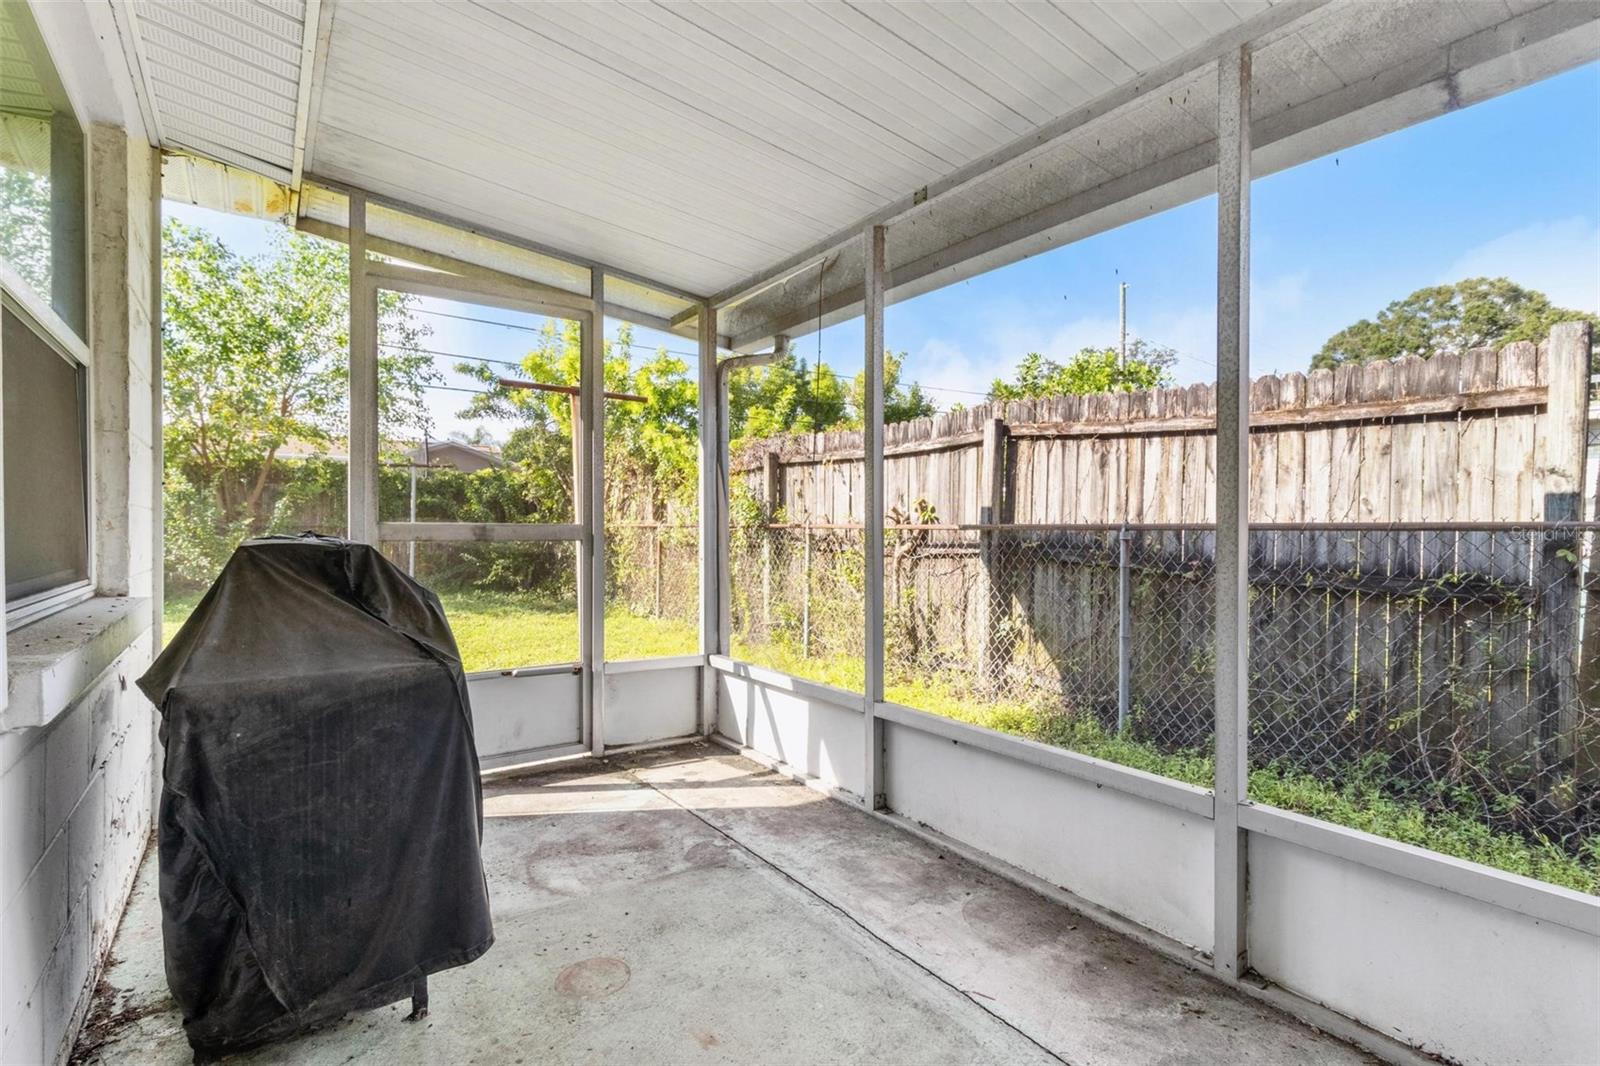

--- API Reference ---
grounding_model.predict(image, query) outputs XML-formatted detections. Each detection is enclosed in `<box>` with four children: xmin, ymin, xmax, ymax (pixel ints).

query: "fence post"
<box><xmin>762</xmin><ymin>450</ymin><xmax>779</xmax><ymax>630</ymax></box>
<box><xmin>1118</xmin><ymin>525</ymin><xmax>1133</xmax><ymax>733</ymax></box>
<box><xmin>652</xmin><ymin>523</ymin><xmax>663</xmax><ymax>618</ymax></box>
<box><xmin>1539</xmin><ymin>320</ymin><xmax>1590</xmax><ymax>779</ymax></box>
<box><xmin>976</xmin><ymin>417</ymin><xmax>1010</xmax><ymax>688</ymax></box>
<box><xmin>802</xmin><ymin>521</ymin><xmax>813</xmax><ymax>657</ymax></box>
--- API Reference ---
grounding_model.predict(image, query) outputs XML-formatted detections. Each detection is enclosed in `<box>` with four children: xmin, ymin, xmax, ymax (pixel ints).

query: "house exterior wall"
<box><xmin>1</xmin><ymin>124</ymin><xmax>161</xmax><ymax>1065</ymax></box>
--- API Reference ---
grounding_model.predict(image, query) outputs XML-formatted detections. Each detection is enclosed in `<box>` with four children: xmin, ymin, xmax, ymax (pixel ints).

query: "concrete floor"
<box><xmin>76</xmin><ymin>744</ymin><xmax>1372</xmax><ymax>1065</ymax></box>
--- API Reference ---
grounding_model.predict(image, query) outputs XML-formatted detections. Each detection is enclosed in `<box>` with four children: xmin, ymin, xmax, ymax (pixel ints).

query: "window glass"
<box><xmin>0</xmin><ymin>0</ymin><xmax>86</xmax><ymax>335</ymax></box>
<box><xmin>3</xmin><ymin>304</ymin><xmax>88</xmax><ymax>601</ymax></box>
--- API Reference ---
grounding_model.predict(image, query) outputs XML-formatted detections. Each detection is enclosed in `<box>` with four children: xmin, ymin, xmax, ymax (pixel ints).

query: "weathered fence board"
<box><xmin>733</xmin><ymin>336</ymin><xmax>1580</xmax><ymax>529</ymax></box>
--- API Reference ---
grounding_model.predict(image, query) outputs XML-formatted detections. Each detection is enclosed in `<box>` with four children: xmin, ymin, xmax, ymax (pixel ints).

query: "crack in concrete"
<box><xmin>621</xmin><ymin>765</ymin><xmax>1074</xmax><ymax>1066</ymax></box>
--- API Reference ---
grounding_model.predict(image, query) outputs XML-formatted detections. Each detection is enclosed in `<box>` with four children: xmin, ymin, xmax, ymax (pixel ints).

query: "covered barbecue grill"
<box><xmin>137</xmin><ymin>534</ymin><xmax>494</xmax><ymax>1057</ymax></box>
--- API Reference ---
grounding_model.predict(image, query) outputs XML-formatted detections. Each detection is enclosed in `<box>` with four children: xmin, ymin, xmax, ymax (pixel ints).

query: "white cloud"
<box><xmin>1255</xmin><ymin>271</ymin><xmax>1309</xmax><ymax>315</ymax></box>
<box><xmin>1443</xmin><ymin>216</ymin><xmax>1600</xmax><ymax>312</ymax></box>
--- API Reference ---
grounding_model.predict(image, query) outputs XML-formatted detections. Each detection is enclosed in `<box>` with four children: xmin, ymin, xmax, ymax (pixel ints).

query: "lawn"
<box><xmin>163</xmin><ymin>589</ymin><xmax>699</xmax><ymax>670</ymax></box>
<box><xmin>733</xmin><ymin>637</ymin><xmax>1598</xmax><ymax>894</ymax></box>
<box><xmin>163</xmin><ymin>589</ymin><xmax>1598</xmax><ymax>893</ymax></box>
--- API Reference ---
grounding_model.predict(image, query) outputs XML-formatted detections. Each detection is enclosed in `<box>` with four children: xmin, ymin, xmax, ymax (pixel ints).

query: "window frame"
<box><xmin>1</xmin><ymin>270</ymin><xmax>95</xmax><ymax>632</ymax></box>
<box><xmin>0</xmin><ymin>0</ymin><xmax>95</xmax><ymax>630</ymax></box>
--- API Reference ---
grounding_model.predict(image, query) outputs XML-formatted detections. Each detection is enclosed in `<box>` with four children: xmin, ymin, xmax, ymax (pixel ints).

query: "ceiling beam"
<box><xmin>290</xmin><ymin>0</ymin><xmax>330</xmax><ymax>190</ymax></box>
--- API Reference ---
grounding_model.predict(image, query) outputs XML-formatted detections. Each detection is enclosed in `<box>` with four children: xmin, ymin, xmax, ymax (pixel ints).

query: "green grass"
<box><xmin>163</xmin><ymin>588</ymin><xmax>698</xmax><ymax>672</ymax></box>
<box><xmin>731</xmin><ymin>636</ymin><xmax>1598</xmax><ymax>894</ymax></box>
<box><xmin>163</xmin><ymin>588</ymin><xmax>1597</xmax><ymax>893</ymax></box>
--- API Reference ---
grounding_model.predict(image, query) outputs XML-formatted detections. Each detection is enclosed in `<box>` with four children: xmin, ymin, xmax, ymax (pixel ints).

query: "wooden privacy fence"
<box><xmin>732</xmin><ymin>324</ymin><xmax>1592</xmax><ymax>529</ymax></box>
<box><xmin>726</xmin><ymin>324</ymin><xmax>1598</xmax><ymax>851</ymax></box>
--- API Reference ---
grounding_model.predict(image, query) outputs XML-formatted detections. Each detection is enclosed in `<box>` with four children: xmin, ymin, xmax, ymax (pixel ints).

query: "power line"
<box><xmin>421</xmin><ymin>383</ymin><xmax>497</xmax><ymax>397</ymax></box>
<box><xmin>409</xmin><ymin>306</ymin><xmax>552</xmax><ymax>334</ymax></box>
<box><xmin>407</xmin><ymin>305</ymin><xmax>700</xmax><ymax>359</ymax></box>
<box><xmin>382</xmin><ymin>341</ymin><xmax>522</xmax><ymax>369</ymax></box>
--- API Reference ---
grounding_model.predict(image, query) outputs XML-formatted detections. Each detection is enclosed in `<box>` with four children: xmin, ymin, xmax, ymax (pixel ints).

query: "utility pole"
<box><xmin>1119</xmin><ymin>282</ymin><xmax>1128</xmax><ymax>366</ymax></box>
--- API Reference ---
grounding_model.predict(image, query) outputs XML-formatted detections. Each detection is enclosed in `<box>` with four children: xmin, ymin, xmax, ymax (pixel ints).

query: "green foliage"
<box><xmin>729</xmin><ymin>349</ymin><xmax>933</xmax><ymax>445</ymax></box>
<box><xmin>728</xmin><ymin>351</ymin><xmax>851</xmax><ymax>441</ymax></box>
<box><xmin>1313</xmin><ymin>277</ymin><xmax>1600</xmax><ymax>369</ymax></box>
<box><xmin>988</xmin><ymin>340</ymin><xmax>1175</xmax><ymax>400</ymax></box>
<box><xmin>454</xmin><ymin>320</ymin><xmax>700</xmax><ymax>520</ymax></box>
<box><xmin>0</xmin><ymin>166</ymin><xmax>51</xmax><ymax>294</ymax></box>
<box><xmin>161</xmin><ymin>467</ymin><xmax>255</xmax><ymax>589</ymax></box>
<box><xmin>161</xmin><ymin>220</ymin><xmax>437</xmax><ymax>588</ymax></box>
<box><xmin>848</xmin><ymin>351</ymin><xmax>936</xmax><ymax>427</ymax></box>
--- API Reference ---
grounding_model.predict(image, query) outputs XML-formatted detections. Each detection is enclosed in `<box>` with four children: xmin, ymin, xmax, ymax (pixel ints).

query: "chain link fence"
<box><xmin>605</xmin><ymin>521</ymin><xmax>700</xmax><ymax>659</ymax></box>
<box><xmin>1245</xmin><ymin>523</ymin><xmax>1598</xmax><ymax>889</ymax></box>
<box><xmin>726</xmin><ymin>518</ymin><xmax>1599</xmax><ymax>891</ymax></box>
<box><xmin>729</xmin><ymin>523</ymin><xmax>865</xmax><ymax>691</ymax></box>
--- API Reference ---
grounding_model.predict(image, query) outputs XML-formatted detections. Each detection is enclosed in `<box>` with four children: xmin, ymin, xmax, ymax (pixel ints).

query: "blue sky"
<box><xmin>167</xmin><ymin>60</ymin><xmax>1599</xmax><ymax>436</ymax></box>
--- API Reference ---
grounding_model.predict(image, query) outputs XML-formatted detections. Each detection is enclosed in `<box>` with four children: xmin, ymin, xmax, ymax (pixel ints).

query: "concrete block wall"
<box><xmin>0</xmin><ymin>636</ymin><xmax>155</xmax><ymax>1065</ymax></box>
<box><xmin>1</xmin><ymin>126</ymin><xmax>161</xmax><ymax>1065</ymax></box>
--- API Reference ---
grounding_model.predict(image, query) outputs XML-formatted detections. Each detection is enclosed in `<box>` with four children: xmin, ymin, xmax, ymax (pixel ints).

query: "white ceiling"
<box><xmin>120</xmin><ymin>0</ymin><xmax>1274</xmax><ymax>293</ymax></box>
<box><xmin>118</xmin><ymin>0</ymin><xmax>1598</xmax><ymax>334</ymax></box>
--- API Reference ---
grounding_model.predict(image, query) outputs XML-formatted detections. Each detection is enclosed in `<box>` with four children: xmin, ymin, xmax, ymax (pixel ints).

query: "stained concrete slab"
<box><xmin>74</xmin><ymin>744</ymin><xmax>1373</xmax><ymax>1065</ymax></box>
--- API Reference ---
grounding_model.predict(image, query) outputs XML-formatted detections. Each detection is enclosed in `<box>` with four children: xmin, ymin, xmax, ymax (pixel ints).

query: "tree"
<box><xmin>988</xmin><ymin>340</ymin><xmax>1175</xmax><ymax>400</ymax></box>
<box><xmin>728</xmin><ymin>351</ymin><xmax>850</xmax><ymax>442</ymax></box>
<box><xmin>849</xmin><ymin>351</ymin><xmax>935</xmax><ymax>427</ymax></box>
<box><xmin>1313</xmin><ymin>277</ymin><xmax>1599</xmax><ymax>369</ymax></box>
<box><xmin>456</xmin><ymin>321</ymin><xmax>701</xmax><ymax>520</ymax></box>
<box><xmin>161</xmin><ymin>220</ymin><xmax>437</xmax><ymax>531</ymax></box>
<box><xmin>729</xmin><ymin>348</ymin><xmax>933</xmax><ymax>443</ymax></box>
<box><xmin>0</xmin><ymin>166</ymin><xmax>51</xmax><ymax>295</ymax></box>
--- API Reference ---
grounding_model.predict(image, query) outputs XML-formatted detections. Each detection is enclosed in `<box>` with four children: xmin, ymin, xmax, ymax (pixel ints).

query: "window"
<box><xmin>1</xmin><ymin>0</ymin><xmax>90</xmax><ymax>626</ymax></box>
<box><xmin>3</xmin><ymin>303</ymin><xmax>89</xmax><ymax>609</ymax></box>
<box><xmin>0</xmin><ymin>0</ymin><xmax>86</xmax><ymax>336</ymax></box>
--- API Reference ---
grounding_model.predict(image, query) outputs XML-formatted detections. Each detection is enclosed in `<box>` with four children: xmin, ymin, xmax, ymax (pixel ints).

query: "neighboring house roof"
<box><xmin>407</xmin><ymin>440</ymin><xmax>502</xmax><ymax>473</ymax></box>
<box><xmin>275</xmin><ymin>438</ymin><xmax>501</xmax><ymax>472</ymax></box>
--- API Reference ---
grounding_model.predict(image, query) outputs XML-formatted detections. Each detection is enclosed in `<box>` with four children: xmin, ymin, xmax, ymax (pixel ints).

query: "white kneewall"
<box><xmin>1247</xmin><ymin>833</ymin><xmax>1600</xmax><ymax>1066</ymax></box>
<box><xmin>882</xmin><ymin>721</ymin><xmax>1214</xmax><ymax>951</ymax></box>
<box><xmin>715</xmin><ymin>666</ymin><xmax>864</xmax><ymax>799</ymax></box>
<box><xmin>1</xmin><ymin>125</ymin><xmax>161</xmax><ymax>1064</ymax></box>
<box><xmin>603</xmin><ymin>662</ymin><xmax>699</xmax><ymax>747</ymax></box>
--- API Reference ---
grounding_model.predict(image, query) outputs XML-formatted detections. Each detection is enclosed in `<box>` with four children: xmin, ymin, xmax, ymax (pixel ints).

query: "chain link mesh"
<box><xmin>605</xmin><ymin>522</ymin><xmax>700</xmax><ymax>658</ymax></box>
<box><xmin>724</xmin><ymin>518</ymin><xmax>1598</xmax><ymax>890</ymax></box>
<box><xmin>1245</xmin><ymin>524</ymin><xmax>1598</xmax><ymax>888</ymax></box>
<box><xmin>729</xmin><ymin>523</ymin><xmax>865</xmax><ymax>691</ymax></box>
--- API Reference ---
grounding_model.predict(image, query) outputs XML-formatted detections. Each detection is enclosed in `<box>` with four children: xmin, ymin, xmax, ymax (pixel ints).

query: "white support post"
<box><xmin>697</xmin><ymin>302</ymin><xmax>723</xmax><ymax>735</ymax></box>
<box><xmin>862</xmin><ymin>224</ymin><xmax>887</xmax><ymax>810</ymax></box>
<box><xmin>347</xmin><ymin>192</ymin><xmax>379</xmax><ymax>546</ymax></box>
<box><xmin>582</xmin><ymin>267</ymin><xmax>606</xmax><ymax>755</ymax></box>
<box><xmin>1213</xmin><ymin>45</ymin><xmax>1252</xmax><ymax>984</ymax></box>
<box><xmin>718</xmin><ymin>365</ymin><xmax>732</xmax><ymax>648</ymax></box>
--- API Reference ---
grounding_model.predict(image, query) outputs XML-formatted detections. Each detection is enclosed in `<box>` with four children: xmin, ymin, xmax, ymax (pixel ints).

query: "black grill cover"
<box><xmin>137</xmin><ymin>534</ymin><xmax>494</xmax><ymax>1056</ymax></box>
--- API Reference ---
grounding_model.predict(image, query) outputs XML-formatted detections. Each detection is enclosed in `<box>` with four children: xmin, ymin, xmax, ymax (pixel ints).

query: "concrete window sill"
<box><xmin>5</xmin><ymin>597</ymin><xmax>151</xmax><ymax>731</ymax></box>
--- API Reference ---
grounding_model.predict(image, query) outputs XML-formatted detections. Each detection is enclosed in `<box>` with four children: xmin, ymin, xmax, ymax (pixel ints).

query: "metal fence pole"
<box><xmin>1118</xmin><ymin>525</ymin><xmax>1133</xmax><ymax>734</ymax></box>
<box><xmin>652</xmin><ymin>524</ymin><xmax>663</xmax><ymax>618</ymax></box>
<box><xmin>762</xmin><ymin>451</ymin><xmax>778</xmax><ymax>630</ymax></box>
<box><xmin>802</xmin><ymin>522</ymin><xmax>813</xmax><ymax>656</ymax></box>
